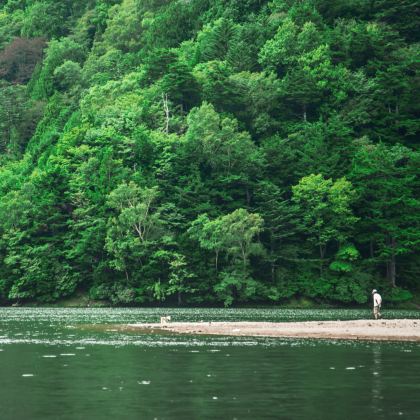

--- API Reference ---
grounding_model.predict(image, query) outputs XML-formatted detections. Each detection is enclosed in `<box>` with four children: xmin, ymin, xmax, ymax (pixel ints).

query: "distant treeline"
<box><xmin>0</xmin><ymin>0</ymin><xmax>419</xmax><ymax>305</ymax></box>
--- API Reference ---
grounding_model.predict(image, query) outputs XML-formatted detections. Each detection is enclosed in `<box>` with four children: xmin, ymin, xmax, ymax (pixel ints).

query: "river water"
<box><xmin>0</xmin><ymin>308</ymin><xmax>419</xmax><ymax>419</ymax></box>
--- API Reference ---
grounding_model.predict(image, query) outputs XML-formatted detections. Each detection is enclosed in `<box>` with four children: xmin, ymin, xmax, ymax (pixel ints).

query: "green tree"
<box><xmin>0</xmin><ymin>0</ymin><xmax>418</xmax><ymax>305</ymax></box>
<box><xmin>29</xmin><ymin>37</ymin><xmax>85</xmax><ymax>99</ymax></box>
<box><xmin>196</xmin><ymin>18</ymin><xmax>238</xmax><ymax>63</ymax></box>
<box><xmin>105</xmin><ymin>182</ymin><xmax>161</xmax><ymax>285</ymax></box>
<box><xmin>350</xmin><ymin>142</ymin><xmax>420</xmax><ymax>287</ymax></box>
<box><xmin>292</xmin><ymin>174</ymin><xmax>358</xmax><ymax>275</ymax></box>
<box><xmin>53</xmin><ymin>60</ymin><xmax>82</xmax><ymax>92</ymax></box>
<box><xmin>189</xmin><ymin>209</ymin><xmax>264</xmax><ymax>306</ymax></box>
<box><xmin>167</xmin><ymin>252</ymin><xmax>195</xmax><ymax>305</ymax></box>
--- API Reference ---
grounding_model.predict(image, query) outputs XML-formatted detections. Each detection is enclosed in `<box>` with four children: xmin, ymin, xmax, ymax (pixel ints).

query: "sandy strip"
<box><xmin>127</xmin><ymin>319</ymin><xmax>420</xmax><ymax>342</ymax></box>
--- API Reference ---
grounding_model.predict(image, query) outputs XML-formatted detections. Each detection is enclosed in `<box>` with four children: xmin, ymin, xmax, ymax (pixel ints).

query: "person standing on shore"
<box><xmin>372</xmin><ymin>289</ymin><xmax>382</xmax><ymax>319</ymax></box>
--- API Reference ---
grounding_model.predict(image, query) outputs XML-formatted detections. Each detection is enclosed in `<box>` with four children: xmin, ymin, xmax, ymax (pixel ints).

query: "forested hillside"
<box><xmin>0</xmin><ymin>0</ymin><xmax>419</xmax><ymax>306</ymax></box>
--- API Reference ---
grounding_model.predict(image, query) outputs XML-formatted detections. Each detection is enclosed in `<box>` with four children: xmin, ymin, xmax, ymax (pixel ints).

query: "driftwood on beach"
<box><xmin>127</xmin><ymin>319</ymin><xmax>420</xmax><ymax>342</ymax></box>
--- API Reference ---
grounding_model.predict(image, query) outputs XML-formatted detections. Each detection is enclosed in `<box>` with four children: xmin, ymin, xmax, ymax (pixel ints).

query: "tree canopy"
<box><xmin>0</xmin><ymin>0</ymin><xmax>418</xmax><ymax>306</ymax></box>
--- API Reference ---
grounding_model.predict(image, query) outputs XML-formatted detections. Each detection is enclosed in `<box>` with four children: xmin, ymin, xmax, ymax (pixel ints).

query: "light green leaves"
<box><xmin>292</xmin><ymin>174</ymin><xmax>358</xmax><ymax>265</ymax></box>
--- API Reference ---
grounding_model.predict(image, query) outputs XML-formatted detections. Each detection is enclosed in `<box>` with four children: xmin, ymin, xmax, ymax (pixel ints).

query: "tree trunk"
<box><xmin>389</xmin><ymin>236</ymin><xmax>396</xmax><ymax>287</ymax></box>
<box><xmin>242</xmin><ymin>246</ymin><xmax>247</xmax><ymax>274</ymax></box>
<box><xmin>162</xmin><ymin>93</ymin><xmax>170</xmax><ymax>134</ymax></box>
<box><xmin>177</xmin><ymin>290</ymin><xmax>182</xmax><ymax>306</ymax></box>
<box><xmin>303</xmin><ymin>104</ymin><xmax>307</xmax><ymax>122</ymax></box>
<box><xmin>319</xmin><ymin>243</ymin><xmax>325</xmax><ymax>277</ymax></box>
<box><xmin>270</xmin><ymin>239</ymin><xmax>275</xmax><ymax>282</ymax></box>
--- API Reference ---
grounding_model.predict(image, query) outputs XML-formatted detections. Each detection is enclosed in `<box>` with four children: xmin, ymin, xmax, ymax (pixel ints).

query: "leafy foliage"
<box><xmin>0</xmin><ymin>0</ymin><xmax>418</xmax><ymax>306</ymax></box>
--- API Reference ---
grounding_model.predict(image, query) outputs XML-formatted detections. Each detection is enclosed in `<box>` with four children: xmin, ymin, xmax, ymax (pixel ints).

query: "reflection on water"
<box><xmin>0</xmin><ymin>308</ymin><xmax>419</xmax><ymax>419</ymax></box>
<box><xmin>372</xmin><ymin>345</ymin><xmax>384</xmax><ymax>415</ymax></box>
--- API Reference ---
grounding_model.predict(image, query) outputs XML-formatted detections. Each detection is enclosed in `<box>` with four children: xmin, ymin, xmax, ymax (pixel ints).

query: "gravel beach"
<box><xmin>127</xmin><ymin>319</ymin><xmax>420</xmax><ymax>341</ymax></box>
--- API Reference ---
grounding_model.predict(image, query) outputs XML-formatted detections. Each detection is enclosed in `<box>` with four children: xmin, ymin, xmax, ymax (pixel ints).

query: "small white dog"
<box><xmin>160</xmin><ymin>316</ymin><xmax>171</xmax><ymax>324</ymax></box>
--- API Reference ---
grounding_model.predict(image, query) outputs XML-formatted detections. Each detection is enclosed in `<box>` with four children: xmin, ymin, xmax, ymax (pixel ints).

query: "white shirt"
<box><xmin>373</xmin><ymin>293</ymin><xmax>382</xmax><ymax>307</ymax></box>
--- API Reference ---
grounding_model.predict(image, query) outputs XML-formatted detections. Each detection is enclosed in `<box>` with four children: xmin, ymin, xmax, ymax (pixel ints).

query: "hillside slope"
<box><xmin>0</xmin><ymin>0</ymin><xmax>419</xmax><ymax>305</ymax></box>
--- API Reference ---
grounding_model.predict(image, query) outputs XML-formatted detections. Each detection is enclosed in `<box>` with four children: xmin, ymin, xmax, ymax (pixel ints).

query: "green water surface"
<box><xmin>0</xmin><ymin>308</ymin><xmax>419</xmax><ymax>419</ymax></box>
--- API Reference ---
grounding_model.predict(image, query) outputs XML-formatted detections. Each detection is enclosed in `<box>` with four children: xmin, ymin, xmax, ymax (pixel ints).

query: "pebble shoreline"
<box><xmin>126</xmin><ymin>319</ymin><xmax>420</xmax><ymax>342</ymax></box>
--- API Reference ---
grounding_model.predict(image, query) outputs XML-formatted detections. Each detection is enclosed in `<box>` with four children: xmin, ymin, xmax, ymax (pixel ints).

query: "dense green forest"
<box><xmin>0</xmin><ymin>0</ymin><xmax>418</xmax><ymax>306</ymax></box>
